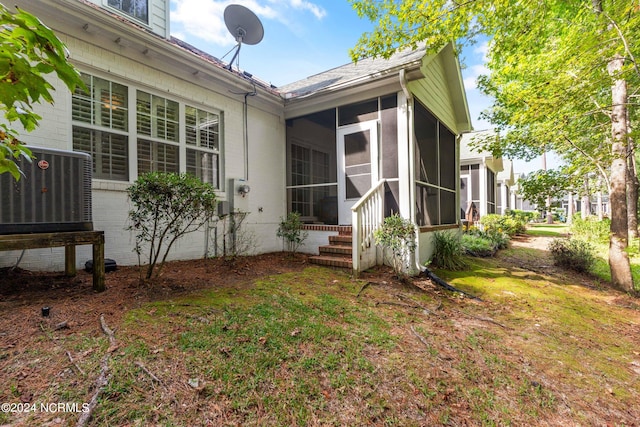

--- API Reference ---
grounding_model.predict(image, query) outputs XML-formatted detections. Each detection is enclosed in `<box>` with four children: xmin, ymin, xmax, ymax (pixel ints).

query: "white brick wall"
<box><xmin>0</xmin><ymin>18</ymin><xmax>287</xmax><ymax>272</ymax></box>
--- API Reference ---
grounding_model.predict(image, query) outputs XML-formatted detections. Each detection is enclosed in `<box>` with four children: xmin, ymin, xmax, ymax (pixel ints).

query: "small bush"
<box><xmin>374</xmin><ymin>214</ymin><xmax>416</xmax><ymax>278</ymax></box>
<box><xmin>570</xmin><ymin>215</ymin><xmax>610</xmax><ymax>243</ymax></box>
<box><xmin>548</xmin><ymin>238</ymin><xmax>595</xmax><ymax>273</ymax></box>
<box><xmin>276</xmin><ymin>212</ymin><xmax>308</xmax><ymax>254</ymax></box>
<box><xmin>430</xmin><ymin>230</ymin><xmax>467</xmax><ymax>270</ymax></box>
<box><xmin>462</xmin><ymin>228</ymin><xmax>509</xmax><ymax>256</ymax></box>
<box><xmin>461</xmin><ymin>233</ymin><xmax>495</xmax><ymax>257</ymax></box>
<box><xmin>507</xmin><ymin>209</ymin><xmax>538</xmax><ymax>224</ymax></box>
<box><xmin>487</xmin><ymin>230</ymin><xmax>510</xmax><ymax>249</ymax></box>
<box><xmin>480</xmin><ymin>214</ymin><xmax>526</xmax><ymax>236</ymax></box>
<box><xmin>127</xmin><ymin>172</ymin><xmax>218</xmax><ymax>281</ymax></box>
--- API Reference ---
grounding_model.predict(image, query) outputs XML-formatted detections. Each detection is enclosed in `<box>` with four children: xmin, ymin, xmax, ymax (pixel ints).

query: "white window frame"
<box><xmin>72</xmin><ymin>72</ymin><xmax>224</xmax><ymax>189</ymax></box>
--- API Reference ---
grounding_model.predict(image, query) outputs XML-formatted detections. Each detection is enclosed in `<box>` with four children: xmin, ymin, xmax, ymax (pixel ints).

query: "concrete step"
<box><xmin>309</xmin><ymin>255</ymin><xmax>353</xmax><ymax>269</ymax></box>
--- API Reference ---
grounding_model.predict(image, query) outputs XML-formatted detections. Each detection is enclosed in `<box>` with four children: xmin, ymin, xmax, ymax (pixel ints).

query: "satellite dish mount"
<box><xmin>223</xmin><ymin>4</ymin><xmax>264</xmax><ymax>70</ymax></box>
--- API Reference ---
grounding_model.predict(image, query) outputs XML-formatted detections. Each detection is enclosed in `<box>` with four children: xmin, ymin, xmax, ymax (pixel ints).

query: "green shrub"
<box><xmin>486</xmin><ymin>229</ymin><xmax>510</xmax><ymax>249</ymax></box>
<box><xmin>480</xmin><ymin>214</ymin><xmax>526</xmax><ymax>236</ymax></box>
<box><xmin>548</xmin><ymin>238</ymin><xmax>595</xmax><ymax>273</ymax></box>
<box><xmin>461</xmin><ymin>233</ymin><xmax>495</xmax><ymax>257</ymax></box>
<box><xmin>127</xmin><ymin>172</ymin><xmax>218</xmax><ymax>280</ymax></box>
<box><xmin>507</xmin><ymin>209</ymin><xmax>537</xmax><ymax>225</ymax></box>
<box><xmin>462</xmin><ymin>228</ymin><xmax>509</xmax><ymax>256</ymax></box>
<box><xmin>374</xmin><ymin>214</ymin><xmax>416</xmax><ymax>278</ymax></box>
<box><xmin>276</xmin><ymin>212</ymin><xmax>308</xmax><ymax>254</ymax></box>
<box><xmin>570</xmin><ymin>215</ymin><xmax>610</xmax><ymax>243</ymax></box>
<box><xmin>430</xmin><ymin>230</ymin><xmax>467</xmax><ymax>270</ymax></box>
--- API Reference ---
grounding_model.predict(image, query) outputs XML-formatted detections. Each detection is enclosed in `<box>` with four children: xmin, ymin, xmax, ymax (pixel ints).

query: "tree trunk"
<box><xmin>597</xmin><ymin>191</ymin><xmax>603</xmax><ymax>220</ymax></box>
<box><xmin>542</xmin><ymin>152</ymin><xmax>553</xmax><ymax>223</ymax></box>
<box><xmin>582</xmin><ymin>177</ymin><xmax>591</xmax><ymax>219</ymax></box>
<box><xmin>567</xmin><ymin>193</ymin><xmax>575</xmax><ymax>224</ymax></box>
<box><xmin>607</xmin><ymin>54</ymin><xmax>634</xmax><ymax>292</ymax></box>
<box><xmin>627</xmin><ymin>127</ymin><xmax>639</xmax><ymax>239</ymax></box>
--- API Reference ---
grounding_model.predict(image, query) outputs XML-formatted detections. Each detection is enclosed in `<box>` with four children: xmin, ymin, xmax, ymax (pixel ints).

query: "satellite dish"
<box><xmin>223</xmin><ymin>4</ymin><xmax>264</xmax><ymax>70</ymax></box>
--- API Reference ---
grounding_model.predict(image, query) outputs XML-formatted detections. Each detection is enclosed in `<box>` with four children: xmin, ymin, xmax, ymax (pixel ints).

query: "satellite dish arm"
<box><xmin>226</xmin><ymin>43</ymin><xmax>241</xmax><ymax>70</ymax></box>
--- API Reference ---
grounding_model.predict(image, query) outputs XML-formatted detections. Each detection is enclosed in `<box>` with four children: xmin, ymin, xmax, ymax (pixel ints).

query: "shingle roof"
<box><xmin>460</xmin><ymin>130</ymin><xmax>498</xmax><ymax>160</ymax></box>
<box><xmin>277</xmin><ymin>46</ymin><xmax>427</xmax><ymax>99</ymax></box>
<box><xmin>76</xmin><ymin>0</ymin><xmax>278</xmax><ymax>94</ymax></box>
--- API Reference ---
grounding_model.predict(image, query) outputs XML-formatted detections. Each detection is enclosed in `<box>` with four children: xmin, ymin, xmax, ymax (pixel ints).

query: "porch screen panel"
<box><xmin>413</xmin><ymin>100</ymin><xmax>458</xmax><ymax>226</ymax></box>
<box><xmin>381</xmin><ymin>95</ymin><xmax>398</xmax><ymax>180</ymax></box>
<box><xmin>487</xmin><ymin>169</ymin><xmax>496</xmax><ymax>214</ymax></box>
<box><xmin>471</xmin><ymin>165</ymin><xmax>480</xmax><ymax>202</ymax></box>
<box><xmin>439</xmin><ymin>124</ymin><xmax>456</xmax><ymax>190</ymax></box>
<box><xmin>344</xmin><ymin>130</ymin><xmax>371</xmax><ymax>199</ymax></box>
<box><xmin>460</xmin><ymin>176</ymin><xmax>469</xmax><ymax>218</ymax></box>
<box><xmin>339</xmin><ymin>98</ymin><xmax>378</xmax><ymax>126</ymax></box>
<box><xmin>414</xmin><ymin>109</ymin><xmax>437</xmax><ymax>184</ymax></box>
<box><xmin>286</xmin><ymin>109</ymin><xmax>337</xmax><ymax>224</ymax></box>
<box><xmin>415</xmin><ymin>185</ymin><xmax>439</xmax><ymax>226</ymax></box>
<box><xmin>441</xmin><ymin>190</ymin><xmax>457</xmax><ymax>224</ymax></box>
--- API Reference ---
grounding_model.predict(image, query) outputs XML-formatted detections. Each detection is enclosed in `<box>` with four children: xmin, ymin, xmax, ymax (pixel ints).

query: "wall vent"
<box><xmin>0</xmin><ymin>146</ymin><xmax>93</xmax><ymax>234</ymax></box>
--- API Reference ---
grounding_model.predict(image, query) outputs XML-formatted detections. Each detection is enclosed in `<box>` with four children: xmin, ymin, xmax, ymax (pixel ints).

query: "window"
<box><xmin>72</xmin><ymin>74</ymin><xmax>129</xmax><ymax>181</ymax></box>
<box><xmin>185</xmin><ymin>106</ymin><xmax>220</xmax><ymax>187</ymax></box>
<box><xmin>136</xmin><ymin>91</ymin><xmax>179</xmax><ymax>142</ymax></box>
<box><xmin>414</xmin><ymin>100</ymin><xmax>457</xmax><ymax>226</ymax></box>
<box><xmin>136</xmin><ymin>91</ymin><xmax>179</xmax><ymax>174</ymax></box>
<box><xmin>137</xmin><ymin>139</ymin><xmax>178</xmax><ymax>174</ymax></box>
<box><xmin>73</xmin><ymin>73</ymin><xmax>224</xmax><ymax>186</ymax></box>
<box><xmin>107</xmin><ymin>0</ymin><xmax>148</xmax><ymax>23</ymax></box>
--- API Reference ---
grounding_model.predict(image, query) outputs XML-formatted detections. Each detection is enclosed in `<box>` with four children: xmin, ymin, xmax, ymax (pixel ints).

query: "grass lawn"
<box><xmin>525</xmin><ymin>223</ymin><xmax>569</xmax><ymax>237</ymax></box>
<box><xmin>4</xmin><ymin>245</ymin><xmax>639</xmax><ymax>426</ymax></box>
<box><xmin>527</xmin><ymin>221</ymin><xmax>640</xmax><ymax>290</ymax></box>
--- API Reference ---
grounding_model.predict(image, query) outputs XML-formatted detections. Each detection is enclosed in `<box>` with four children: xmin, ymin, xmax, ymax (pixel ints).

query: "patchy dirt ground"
<box><xmin>1</xmin><ymin>236</ymin><xmax>639</xmax><ymax>426</ymax></box>
<box><xmin>0</xmin><ymin>253</ymin><xmax>311</xmax><ymax>349</ymax></box>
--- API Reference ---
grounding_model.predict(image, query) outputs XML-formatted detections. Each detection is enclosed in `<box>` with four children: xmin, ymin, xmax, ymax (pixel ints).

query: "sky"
<box><xmin>169</xmin><ymin>0</ymin><xmax>553</xmax><ymax>174</ymax></box>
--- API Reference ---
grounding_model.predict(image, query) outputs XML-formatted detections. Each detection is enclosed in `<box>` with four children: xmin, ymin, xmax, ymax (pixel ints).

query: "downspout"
<box><xmin>243</xmin><ymin>83</ymin><xmax>257</xmax><ymax>181</ymax></box>
<box><xmin>223</xmin><ymin>82</ymin><xmax>256</xmax><ymax>257</ymax></box>
<box><xmin>399</xmin><ymin>69</ymin><xmax>424</xmax><ymax>274</ymax></box>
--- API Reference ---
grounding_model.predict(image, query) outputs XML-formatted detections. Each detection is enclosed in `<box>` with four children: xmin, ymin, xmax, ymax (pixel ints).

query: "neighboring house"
<box><xmin>511</xmin><ymin>173</ymin><xmax>538</xmax><ymax>212</ymax></box>
<box><xmin>497</xmin><ymin>159</ymin><xmax>515</xmax><ymax>215</ymax></box>
<box><xmin>459</xmin><ymin>131</ymin><xmax>503</xmax><ymax>222</ymax></box>
<box><xmin>0</xmin><ymin>0</ymin><xmax>471</xmax><ymax>275</ymax></box>
<box><xmin>561</xmin><ymin>193</ymin><xmax>610</xmax><ymax>220</ymax></box>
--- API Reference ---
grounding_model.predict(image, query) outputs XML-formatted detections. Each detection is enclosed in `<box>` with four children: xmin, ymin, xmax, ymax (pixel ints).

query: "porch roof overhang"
<box><xmin>497</xmin><ymin>159</ymin><xmax>515</xmax><ymax>186</ymax></box>
<box><xmin>417</xmin><ymin>42</ymin><xmax>473</xmax><ymax>134</ymax></box>
<box><xmin>280</xmin><ymin>42</ymin><xmax>473</xmax><ymax>136</ymax></box>
<box><xmin>18</xmin><ymin>0</ymin><xmax>284</xmax><ymax>114</ymax></box>
<box><xmin>460</xmin><ymin>130</ymin><xmax>504</xmax><ymax>173</ymax></box>
<box><xmin>281</xmin><ymin>56</ymin><xmax>425</xmax><ymax>120</ymax></box>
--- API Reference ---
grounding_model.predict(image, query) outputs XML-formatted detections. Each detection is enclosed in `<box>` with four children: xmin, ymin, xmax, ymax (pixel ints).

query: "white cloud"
<box><xmin>170</xmin><ymin>0</ymin><xmax>326</xmax><ymax>47</ymax></box>
<box><xmin>474</xmin><ymin>40</ymin><xmax>489</xmax><ymax>61</ymax></box>
<box><xmin>463</xmin><ymin>63</ymin><xmax>489</xmax><ymax>91</ymax></box>
<box><xmin>288</xmin><ymin>0</ymin><xmax>326</xmax><ymax>19</ymax></box>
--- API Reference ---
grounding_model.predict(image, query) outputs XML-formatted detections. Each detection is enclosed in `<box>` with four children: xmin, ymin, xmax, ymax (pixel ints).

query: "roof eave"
<box><xmin>283</xmin><ymin>61</ymin><xmax>424</xmax><ymax>118</ymax></box>
<box><xmin>22</xmin><ymin>0</ymin><xmax>283</xmax><ymax>110</ymax></box>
